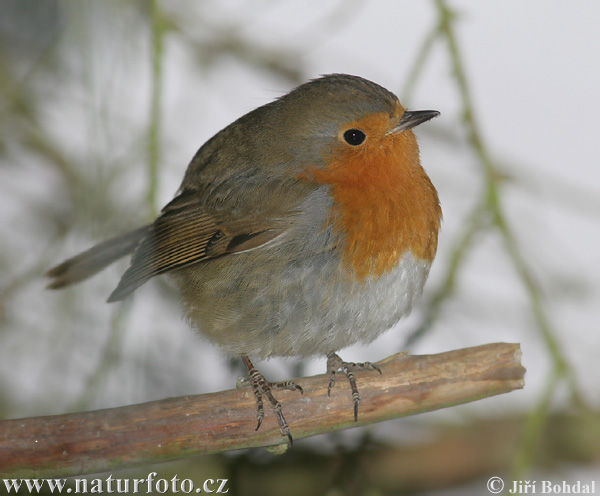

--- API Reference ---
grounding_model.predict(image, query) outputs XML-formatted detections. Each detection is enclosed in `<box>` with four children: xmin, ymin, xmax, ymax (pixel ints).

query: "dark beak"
<box><xmin>392</xmin><ymin>110</ymin><xmax>440</xmax><ymax>134</ymax></box>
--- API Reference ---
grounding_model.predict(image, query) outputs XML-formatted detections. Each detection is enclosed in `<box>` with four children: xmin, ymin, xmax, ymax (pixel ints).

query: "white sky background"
<box><xmin>1</xmin><ymin>0</ymin><xmax>599</xmax><ymax>459</ymax></box>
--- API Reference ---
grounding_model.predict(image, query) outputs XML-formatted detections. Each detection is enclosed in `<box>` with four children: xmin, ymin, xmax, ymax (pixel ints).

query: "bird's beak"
<box><xmin>391</xmin><ymin>110</ymin><xmax>440</xmax><ymax>134</ymax></box>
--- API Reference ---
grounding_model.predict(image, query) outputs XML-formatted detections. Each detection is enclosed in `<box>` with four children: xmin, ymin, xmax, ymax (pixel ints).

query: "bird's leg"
<box><xmin>326</xmin><ymin>352</ymin><xmax>382</xmax><ymax>421</ymax></box>
<box><xmin>241</xmin><ymin>355</ymin><xmax>303</xmax><ymax>445</ymax></box>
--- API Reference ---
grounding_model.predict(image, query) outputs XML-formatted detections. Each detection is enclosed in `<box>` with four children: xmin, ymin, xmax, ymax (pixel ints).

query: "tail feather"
<box><xmin>46</xmin><ymin>226</ymin><xmax>151</xmax><ymax>290</ymax></box>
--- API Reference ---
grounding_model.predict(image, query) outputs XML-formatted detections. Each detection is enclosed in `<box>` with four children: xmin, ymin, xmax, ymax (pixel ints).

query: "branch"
<box><xmin>0</xmin><ymin>343</ymin><xmax>524</xmax><ymax>477</ymax></box>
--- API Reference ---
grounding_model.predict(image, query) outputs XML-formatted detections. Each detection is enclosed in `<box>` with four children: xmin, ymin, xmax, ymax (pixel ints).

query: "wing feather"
<box><xmin>107</xmin><ymin>191</ymin><xmax>287</xmax><ymax>302</ymax></box>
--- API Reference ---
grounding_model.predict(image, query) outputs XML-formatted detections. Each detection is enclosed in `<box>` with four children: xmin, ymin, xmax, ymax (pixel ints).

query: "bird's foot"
<box><xmin>326</xmin><ymin>352</ymin><xmax>382</xmax><ymax>421</ymax></box>
<box><xmin>241</xmin><ymin>355</ymin><xmax>303</xmax><ymax>445</ymax></box>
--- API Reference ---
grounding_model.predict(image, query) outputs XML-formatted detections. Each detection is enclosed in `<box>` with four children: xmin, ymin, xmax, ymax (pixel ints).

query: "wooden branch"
<box><xmin>0</xmin><ymin>343</ymin><xmax>524</xmax><ymax>477</ymax></box>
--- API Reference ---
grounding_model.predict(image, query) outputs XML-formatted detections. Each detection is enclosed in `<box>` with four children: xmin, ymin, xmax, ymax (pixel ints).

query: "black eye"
<box><xmin>343</xmin><ymin>129</ymin><xmax>366</xmax><ymax>146</ymax></box>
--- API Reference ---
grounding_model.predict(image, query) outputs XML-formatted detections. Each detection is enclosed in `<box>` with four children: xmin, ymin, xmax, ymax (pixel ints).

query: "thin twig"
<box><xmin>147</xmin><ymin>0</ymin><xmax>164</xmax><ymax>217</ymax></box>
<box><xmin>434</xmin><ymin>0</ymin><xmax>582</xmax><ymax>476</ymax></box>
<box><xmin>512</xmin><ymin>366</ymin><xmax>560</xmax><ymax>480</ymax></box>
<box><xmin>436</xmin><ymin>0</ymin><xmax>574</xmax><ymax>385</ymax></box>
<box><xmin>401</xmin><ymin>20</ymin><xmax>441</xmax><ymax>103</ymax></box>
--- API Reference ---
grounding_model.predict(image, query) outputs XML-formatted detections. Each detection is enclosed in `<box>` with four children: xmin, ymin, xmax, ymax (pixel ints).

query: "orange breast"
<box><xmin>304</xmin><ymin>112</ymin><xmax>441</xmax><ymax>280</ymax></box>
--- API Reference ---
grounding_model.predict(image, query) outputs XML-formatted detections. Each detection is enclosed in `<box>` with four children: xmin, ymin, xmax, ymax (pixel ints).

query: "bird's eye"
<box><xmin>343</xmin><ymin>129</ymin><xmax>366</xmax><ymax>146</ymax></box>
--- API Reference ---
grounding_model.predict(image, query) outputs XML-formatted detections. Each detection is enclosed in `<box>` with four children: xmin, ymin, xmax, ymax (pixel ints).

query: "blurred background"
<box><xmin>1</xmin><ymin>1</ymin><xmax>599</xmax><ymax>494</ymax></box>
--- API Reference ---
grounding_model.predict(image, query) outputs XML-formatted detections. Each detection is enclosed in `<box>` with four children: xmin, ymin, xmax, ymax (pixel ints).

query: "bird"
<box><xmin>47</xmin><ymin>74</ymin><xmax>442</xmax><ymax>444</ymax></box>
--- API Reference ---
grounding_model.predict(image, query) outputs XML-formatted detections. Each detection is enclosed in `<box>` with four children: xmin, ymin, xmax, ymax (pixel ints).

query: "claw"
<box><xmin>272</xmin><ymin>380</ymin><xmax>304</xmax><ymax>394</ymax></box>
<box><xmin>241</xmin><ymin>355</ymin><xmax>301</xmax><ymax>445</ymax></box>
<box><xmin>326</xmin><ymin>353</ymin><xmax>382</xmax><ymax>421</ymax></box>
<box><xmin>327</xmin><ymin>376</ymin><xmax>336</xmax><ymax>397</ymax></box>
<box><xmin>369</xmin><ymin>362</ymin><xmax>382</xmax><ymax>375</ymax></box>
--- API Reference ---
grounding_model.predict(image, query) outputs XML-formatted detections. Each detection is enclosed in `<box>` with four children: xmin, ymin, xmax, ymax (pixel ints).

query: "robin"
<box><xmin>47</xmin><ymin>74</ymin><xmax>441</xmax><ymax>444</ymax></box>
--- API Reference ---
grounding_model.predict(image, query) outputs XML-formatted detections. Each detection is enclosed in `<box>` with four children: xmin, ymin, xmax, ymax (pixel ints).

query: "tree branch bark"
<box><xmin>0</xmin><ymin>343</ymin><xmax>524</xmax><ymax>477</ymax></box>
